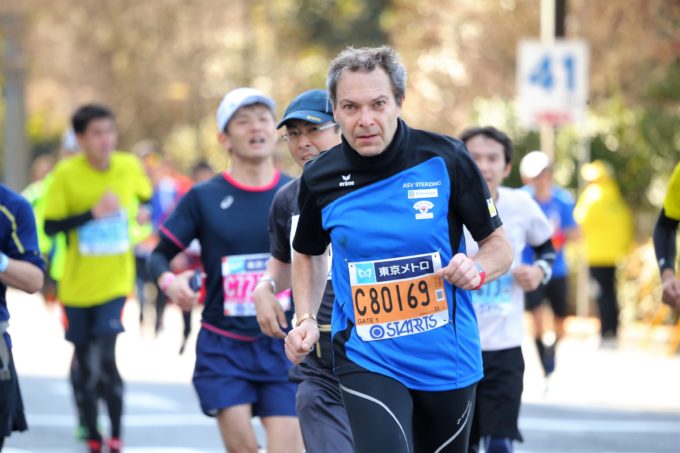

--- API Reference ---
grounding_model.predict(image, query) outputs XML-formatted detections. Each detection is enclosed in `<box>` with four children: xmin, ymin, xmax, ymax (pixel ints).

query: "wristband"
<box><xmin>534</xmin><ymin>259</ymin><xmax>552</xmax><ymax>285</ymax></box>
<box><xmin>295</xmin><ymin>313</ymin><xmax>317</xmax><ymax>327</ymax></box>
<box><xmin>159</xmin><ymin>273</ymin><xmax>176</xmax><ymax>292</ymax></box>
<box><xmin>0</xmin><ymin>253</ymin><xmax>8</xmax><ymax>273</ymax></box>
<box><xmin>471</xmin><ymin>262</ymin><xmax>486</xmax><ymax>291</ymax></box>
<box><xmin>258</xmin><ymin>275</ymin><xmax>277</xmax><ymax>294</ymax></box>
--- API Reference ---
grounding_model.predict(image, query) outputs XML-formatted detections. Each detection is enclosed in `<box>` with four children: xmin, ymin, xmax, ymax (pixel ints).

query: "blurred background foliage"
<box><xmin>0</xmin><ymin>0</ymin><xmax>678</xmax><ymax>230</ymax></box>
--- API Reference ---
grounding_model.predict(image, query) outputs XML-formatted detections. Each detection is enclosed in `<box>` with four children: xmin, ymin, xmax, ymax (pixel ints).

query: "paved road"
<box><xmin>3</xmin><ymin>290</ymin><xmax>680</xmax><ymax>452</ymax></box>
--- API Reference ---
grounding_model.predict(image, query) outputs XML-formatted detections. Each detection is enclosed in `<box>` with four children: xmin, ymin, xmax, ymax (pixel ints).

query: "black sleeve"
<box><xmin>44</xmin><ymin>210</ymin><xmax>94</xmax><ymax>236</ymax></box>
<box><xmin>531</xmin><ymin>238</ymin><xmax>556</xmax><ymax>267</ymax></box>
<box><xmin>269</xmin><ymin>184</ymin><xmax>294</xmax><ymax>263</ymax></box>
<box><xmin>653</xmin><ymin>208</ymin><xmax>679</xmax><ymax>273</ymax></box>
<box><xmin>452</xmin><ymin>146</ymin><xmax>503</xmax><ymax>242</ymax></box>
<box><xmin>292</xmin><ymin>176</ymin><xmax>330</xmax><ymax>256</ymax></box>
<box><xmin>147</xmin><ymin>236</ymin><xmax>184</xmax><ymax>282</ymax></box>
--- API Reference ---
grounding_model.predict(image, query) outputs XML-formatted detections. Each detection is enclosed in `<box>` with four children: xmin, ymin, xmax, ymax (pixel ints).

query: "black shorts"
<box><xmin>469</xmin><ymin>347</ymin><xmax>524</xmax><ymax>445</ymax></box>
<box><xmin>524</xmin><ymin>276</ymin><xmax>568</xmax><ymax>317</ymax></box>
<box><xmin>338</xmin><ymin>371</ymin><xmax>476</xmax><ymax>453</ymax></box>
<box><xmin>1</xmin><ymin>336</ymin><xmax>28</xmax><ymax>438</ymax></box>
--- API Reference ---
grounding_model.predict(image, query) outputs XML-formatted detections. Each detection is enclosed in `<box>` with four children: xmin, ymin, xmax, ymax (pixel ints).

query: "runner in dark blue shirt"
<box><xmin>0</xmin><ymin>184</ymin><xmax>45</xmax><ymax>450</ymax></box>
<box><xmin>147</xmin><ymin>88</ymin><xmax>302</xmax><ymax>452</ymax></box>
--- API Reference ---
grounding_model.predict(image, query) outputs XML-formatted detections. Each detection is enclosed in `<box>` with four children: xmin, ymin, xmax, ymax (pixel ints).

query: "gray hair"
<box><xmin>326</xmin><ymin>46</ymin><xmax>407</xmax><ymax>107</ymax></box>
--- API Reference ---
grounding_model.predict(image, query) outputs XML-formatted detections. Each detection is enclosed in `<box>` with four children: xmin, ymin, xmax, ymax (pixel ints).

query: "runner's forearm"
<box><xmin>531</xmin><ymin>238</ymin><xmax>556</xmax><ymax>267</ymax></box>
<box><xmin>0</xmin><ymin>259</ymin><xmax>44</xmax><ymax>294</ymax></box>
<box><xmin>474</xmin><ymin>226</ymin><xmax>513</xmax><ymax>282</ymax></box>
<box><xmin>260</xmin><ymin>257</ymin><xmax>292</xmax><ymax>293</ymax></box>
<box><xmin>653</xmin><ymin>208</ymin><xmax>678</xmax><ymax>274</ymax></box>
<box><xmin>292</xmin><ymin>251</ymin><xmax>328</xmax><ymax>319</ymax></box>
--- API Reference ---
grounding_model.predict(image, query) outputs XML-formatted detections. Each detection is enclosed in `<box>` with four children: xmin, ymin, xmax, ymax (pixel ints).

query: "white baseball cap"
<box><xmin>216</xmin><ymin>88</ymin><xmax>275</xmax><ymax>132</ymax></box>
<box><xmin>519</xmin><ymin>150</ymin><xmax>551</xmax><ymax>179</ymax></box>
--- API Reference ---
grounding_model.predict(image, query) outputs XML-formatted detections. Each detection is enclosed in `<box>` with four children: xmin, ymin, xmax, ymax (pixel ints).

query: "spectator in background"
<box><xmin>574</xmin><ymin>160</ymin><xmax>633</xmax><ymax>345</ymax></box>
<box><xmin>132</xmin><ymin>143</ymin><xmax>193</xmax><ymax>335</ymax></box>
<box><xmin>191</xmin><ymin>160</ymin><xmax>216</xmax><ymax>183</ymax></box>
<box><xmin>520</xmin><ymin>151</ymin><xmax>579</xmax><ymax>377</ymax></box>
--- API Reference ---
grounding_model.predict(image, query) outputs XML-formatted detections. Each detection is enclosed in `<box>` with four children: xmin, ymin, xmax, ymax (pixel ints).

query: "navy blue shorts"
<box><xmin>63</xmin><ymin>297</ymin><xmax>126</xmax><ymax>345</ymax></box>
<box><xmin>192</xmin><ymin>326</ymin><xmax>297</xmax><ymax>418</ymax></box>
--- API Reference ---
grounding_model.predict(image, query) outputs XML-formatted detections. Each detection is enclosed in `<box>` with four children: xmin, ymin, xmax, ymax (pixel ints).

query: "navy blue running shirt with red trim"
<box><xmin>1</xmin><ymin>185</ymin><xmax>45</xmax><ymax>323</ymax></box>
<box><xmin>293</xmin><ymin>119</ymin><xmax>502</xmax><ymax>391</ymax></box>
<box><xmin>159</xmin><ymin>171</ymin><xmax>292</xmax><ymax>337</ymax></box>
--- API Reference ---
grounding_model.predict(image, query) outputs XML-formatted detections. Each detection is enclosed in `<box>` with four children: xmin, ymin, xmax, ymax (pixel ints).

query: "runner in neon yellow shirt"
<box><xmin>44</xmin><ymin>104</ymin><xmax>151</xmax><ymax>453</ymax></box>
<box><xmin>654</xmin><ymin>162</ymin><xmax>680</xmax><ymax>308</ymax></box>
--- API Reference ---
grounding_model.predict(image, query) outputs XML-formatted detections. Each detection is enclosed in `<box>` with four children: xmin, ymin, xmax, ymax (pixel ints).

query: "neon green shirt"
<box><xmin>44</xmin><ymin>152</ymin><xmax>152</xmax><ymax>306</ymax></box>
<box><xmin>663</xmin><ymin>163</ymin><xmax>680</xmax><ymax>221</ymax></box>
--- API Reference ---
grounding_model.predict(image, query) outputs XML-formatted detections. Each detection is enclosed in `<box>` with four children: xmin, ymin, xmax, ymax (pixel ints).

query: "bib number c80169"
<box><xmin>349</xmin><ymin>251</ymin><xmax>449</xmax><ymax>342</ymax></box>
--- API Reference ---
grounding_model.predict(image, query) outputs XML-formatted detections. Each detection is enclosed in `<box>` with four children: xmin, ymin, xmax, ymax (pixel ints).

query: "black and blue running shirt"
<box><xmin>293</xmin><ymin>119</ymin><xmax>502</xmax><ymax>391</ymax></box>
<box><xmin>160</xmin><ymin>171</ymin><xmax>292</xmax><ymax>338</ymax></box>
<box><xmin>268</xmin><ymin>178</ymin><xmax>334</xmax><ymax>325</ymax></box>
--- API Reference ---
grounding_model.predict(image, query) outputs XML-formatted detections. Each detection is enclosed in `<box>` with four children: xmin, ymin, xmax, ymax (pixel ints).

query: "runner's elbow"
<box><xmin>23</xmin><ymin>271</ymin><xmax>44</xmax><ymax>294</ymax></box>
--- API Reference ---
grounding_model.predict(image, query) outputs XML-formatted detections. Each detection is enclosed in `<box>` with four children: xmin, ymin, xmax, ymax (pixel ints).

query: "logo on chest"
<box><xmin>339</xmin><ymin>174</ymin><xmax>355</xmax><ymax>187</ymax></box>
<box><xmin>413</xmin><ymin>200</ymin><xmax>434</xmax><ymax>220</ymax></box>
<box><xmin>220</xmin><ymin>195</ymin><xmax>234</xmax><ymax>210</ymax></box>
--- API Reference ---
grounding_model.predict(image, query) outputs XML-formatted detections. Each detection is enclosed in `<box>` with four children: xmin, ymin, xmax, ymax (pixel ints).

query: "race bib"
<box><xmin>222</xmin><ymin>253</ymin><xmax>291</xmax><ymax>317</ymax></box>
<box><xmin>472</xmin><ymin>273</ymin><xmax>514</xmax><ymax>317</ymax></box>
<box><xmin>348</xmin><ymin>252</ymin><xmax>449</xmax><ymax>342</ymax></box>
<box><xmin>77</xmin><ymin>210</ymin><xmax>130</xmax><ymax>256</ymax></box>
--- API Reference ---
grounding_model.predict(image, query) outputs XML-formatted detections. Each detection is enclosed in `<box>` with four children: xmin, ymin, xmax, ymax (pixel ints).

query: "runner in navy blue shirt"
<box><xmin>147</xmin><ymin>88</ymin><xmax>302</xmax><ymax>452</ymax></box>
<box><xmin>0</xmin><ymin>184</ymin><xmax>45</xmax><ymax>450</ymax></box>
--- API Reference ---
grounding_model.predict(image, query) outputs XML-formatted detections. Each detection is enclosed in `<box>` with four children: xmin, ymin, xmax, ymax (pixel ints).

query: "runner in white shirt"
<box><xmin>460</xmin><ymin>127</ymin><xmax>555</xmax><ymax>453</ymax></box>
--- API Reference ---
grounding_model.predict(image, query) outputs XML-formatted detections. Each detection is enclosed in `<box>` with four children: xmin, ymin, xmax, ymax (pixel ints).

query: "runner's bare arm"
<box><xmin>437</xmin><ymin>226</ymin><xmax>512</xmax><ymax>290</ymax></box>
<box><xmin>253</xmin><ymin>257</ymin><xmax>291</xmax><ymax>339</ymax></box>
<box><xmin>474</xmin><ymin>226</ymin><xmax>513</xmax><ymax>281</ymax></box>
<box><xmin>285</xmin><ymin>251</ymin><xmax>327</xmax><ymax>364</ymax></box>
<box><xmin>0</xmin><ymin>258</ymin><xmax>43</xmax><ymax>294</ymax></box>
